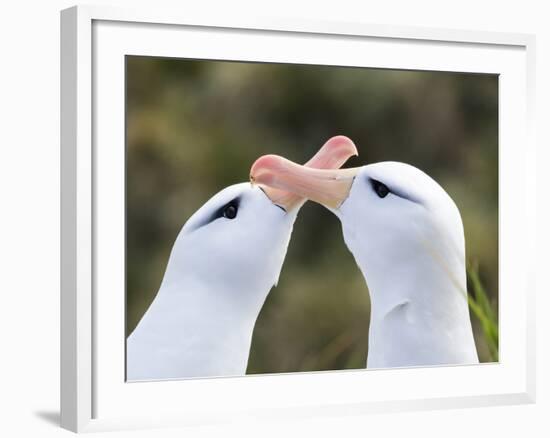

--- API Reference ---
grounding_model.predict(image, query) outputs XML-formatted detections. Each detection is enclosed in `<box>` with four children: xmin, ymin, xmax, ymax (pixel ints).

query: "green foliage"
<box><xmin>467</xmin><ymin>261</ymin><xmax>499</xmax><ymax>361</ymax></box>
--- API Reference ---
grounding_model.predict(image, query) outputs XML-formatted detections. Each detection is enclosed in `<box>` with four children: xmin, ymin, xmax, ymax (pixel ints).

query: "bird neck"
<box><xmin>349</xmin><ymin>240</ymin><xmax>478</xmax><ymax>368</ymax></box>
<box><xmin>127</xmin><ymin>279</ymin><xmax>263</xmax><ymax>380</ymax></box>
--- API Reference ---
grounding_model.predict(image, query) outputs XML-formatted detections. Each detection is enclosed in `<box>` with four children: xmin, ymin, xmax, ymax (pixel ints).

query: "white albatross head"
<box><xmin>250</xmin><ymin>153</ymin><xmax>479</xmax><ymax>368</ymax></box>
<box><xmin>163</xmin><ymin>182</ymin><xmax>296</xmax><ymax>313</ymax></box>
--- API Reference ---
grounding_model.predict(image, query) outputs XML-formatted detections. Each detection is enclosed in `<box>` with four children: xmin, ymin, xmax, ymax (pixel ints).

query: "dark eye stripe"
<box><xmin>370</xmin><ymin>179</ymin><xmax>390</xmax><ymax>198</ymax></box>
<box><xmin>368</xmin><ymin>178</ymin><xmax>421</xmax><ymax>204</ymax></box>
<box><xmin>188</xmin><ymin>196</ymin><xmax>241</xmax><ymax>233</ymax></box>
<box><xmin>213</xmin><ymin>197</ymin><xmax>240</xmax><ymax>222</ymax></box>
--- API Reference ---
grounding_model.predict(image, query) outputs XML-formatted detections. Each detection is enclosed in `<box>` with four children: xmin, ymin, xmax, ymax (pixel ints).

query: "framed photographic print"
<box><xmin>60</xmin><ymin>4</ymin><xmax>536</xmax><ymax>433</ymax></box>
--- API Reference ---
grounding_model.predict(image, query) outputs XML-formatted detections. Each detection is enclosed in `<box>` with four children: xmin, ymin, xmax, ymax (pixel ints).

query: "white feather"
<box><xmin>338</xmin><ymin>162</ymin><xmax>479</xmax><ymax>368</ymax></box>
<box><xmin>127</xmin><ymin>183</ymin><xmax>298</xmax><ymax>380</ymax></box>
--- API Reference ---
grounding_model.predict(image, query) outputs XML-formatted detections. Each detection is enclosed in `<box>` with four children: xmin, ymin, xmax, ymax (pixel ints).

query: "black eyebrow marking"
<box><xmin>211</xmin><ymin>197</ymin><xmax>240</xmax><ymax>222</ymax></box>
<box><xmin>190</xmin><ymin>196</ymin><xmax>241</xmax><ymax>233</ymax></box>
<box><xmin>368</xmin><ymin>177</ymin><xmax>421</xmax><ymax>204</ymax></box>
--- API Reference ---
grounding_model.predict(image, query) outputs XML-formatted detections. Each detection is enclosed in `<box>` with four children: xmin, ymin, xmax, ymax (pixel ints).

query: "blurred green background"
<box><xmin>126</xmin><ymin>56</ymin><xmax>499</xmax><ymax>371</ymax></box>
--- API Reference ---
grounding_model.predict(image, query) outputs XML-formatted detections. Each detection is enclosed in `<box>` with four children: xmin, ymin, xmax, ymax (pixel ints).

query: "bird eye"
<box><xmin>370</xmin><ymin>179</ymin><xmax>390</xmax><ymax>198</ymax></box>
<box><xmin>223</xmin><ymin>203</ymin><xmax>238</xmax><ymax>219</ymax></box>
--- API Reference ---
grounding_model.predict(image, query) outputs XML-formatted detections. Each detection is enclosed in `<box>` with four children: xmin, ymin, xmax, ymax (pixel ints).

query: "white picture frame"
<box><xmin>60</xmin><ymin>4</ymin><xmax>536</xmax><ymax>433</ymax></box>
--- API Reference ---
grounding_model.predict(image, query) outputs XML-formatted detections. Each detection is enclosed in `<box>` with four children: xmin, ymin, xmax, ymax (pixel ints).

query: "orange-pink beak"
<box><xmin>258</xmin><ymin>136</ymin><xmax>358</xmax><ymax>211</ymax></box>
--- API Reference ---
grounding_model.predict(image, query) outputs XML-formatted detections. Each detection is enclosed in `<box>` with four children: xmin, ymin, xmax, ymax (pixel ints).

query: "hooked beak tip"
<box><xmin>250</xmin><ymin>154</ymin><xmax>286</xmax><ymax>187</ymax></box>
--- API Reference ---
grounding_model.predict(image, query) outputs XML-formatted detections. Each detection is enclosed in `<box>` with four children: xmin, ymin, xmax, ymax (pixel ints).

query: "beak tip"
<box><xmin>324</xmin><ymin>135</ymin><xmax>359</xmax><ymax>163</ymax></box>
<box><xmin>250</xmin><ymin>154</ymin><xmax>287</xmax><ymax>185</ymax></box>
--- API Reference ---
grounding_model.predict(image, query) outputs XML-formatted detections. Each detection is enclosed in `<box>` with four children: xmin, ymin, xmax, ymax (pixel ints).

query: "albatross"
<box><xmin>250</xmin><ymin>145</ymin><xmax>479</xmax><ymax>368</ymax></box>
<box><xmin>127</xmin><ymin>136</ymin><xmax>358</xmax><ymax>380</ymax></box>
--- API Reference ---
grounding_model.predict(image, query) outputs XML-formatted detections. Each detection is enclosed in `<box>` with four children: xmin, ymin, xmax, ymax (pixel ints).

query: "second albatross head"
<box><xmin>250</xmin><ymin>151</ymin><xmax>479</xmax><ymax>368</ymax></box>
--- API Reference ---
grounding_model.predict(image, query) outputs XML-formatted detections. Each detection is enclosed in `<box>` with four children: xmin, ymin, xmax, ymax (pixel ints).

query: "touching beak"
<box><xmin>256</xmin><ymin>136</ymin><xmax>358</xmax><ymax>211</ymax></box>
<box><xmin>251</xmin><ymin>154</ymin><xmax>360</xmax><ymax>210</ymax></box>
